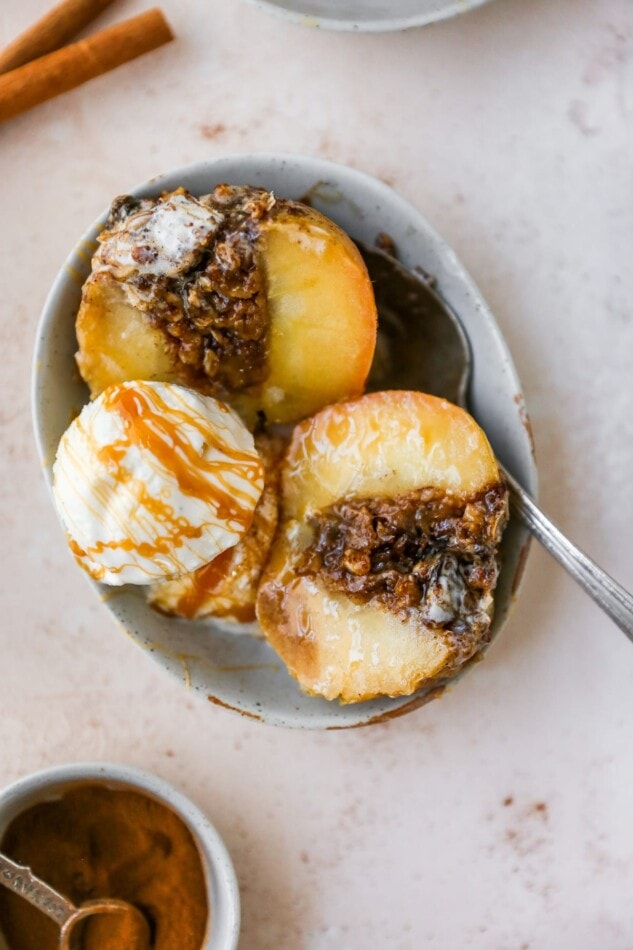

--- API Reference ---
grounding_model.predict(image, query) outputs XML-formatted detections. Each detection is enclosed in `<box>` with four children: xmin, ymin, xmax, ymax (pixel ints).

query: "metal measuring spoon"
<box><xmin>358</xmin><ymin>242</ymin><xmax>633</xmax><ymax>640</ymax></box>
<box><xmin>0</xmin><ymin>851</ymin><xmax>150</xmax><ymax>949</ymax></box>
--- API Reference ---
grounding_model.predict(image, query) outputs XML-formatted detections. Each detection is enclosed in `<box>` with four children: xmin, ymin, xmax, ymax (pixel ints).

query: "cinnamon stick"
<box><xmin>0</xmin><ymin>0</ymin><xmax>118</xmax><ymax>75</ymax></box>
<box><xmin>0</xmin><ymin>8</ymin><xmax>174</xmax><ymax>124</ymax></box>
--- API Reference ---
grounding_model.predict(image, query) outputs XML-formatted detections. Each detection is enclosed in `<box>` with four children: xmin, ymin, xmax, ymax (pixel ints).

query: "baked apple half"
<box><xmin>256</xmin><ymin>391</ymin><xmax>509</xmax><ymax>703</ymax></box>
<box><xmin>149</xmin><ymin>433</ymin><xmax>283</xmax><ymax>624</ymax></box>
<box><xmin>76</xmin><ymin>186</ymin><xmax>377</xmax><ymax>425</ymax></box>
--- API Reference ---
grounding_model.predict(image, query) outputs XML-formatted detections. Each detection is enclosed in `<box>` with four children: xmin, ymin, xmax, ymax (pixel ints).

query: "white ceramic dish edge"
<box><xmin>32</xmin><ymin>152</ymin><xmax>536</xmax><ymax>730</ymax></box>
<box><xmin>243</xmin><ymin>0</ymin><xmax>496</xmax><ymax>33</ymax></box>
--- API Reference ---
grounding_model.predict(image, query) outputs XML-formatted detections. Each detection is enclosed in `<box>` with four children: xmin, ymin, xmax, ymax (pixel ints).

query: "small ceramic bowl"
<box><xmin>33</xmin><ymin>152</ymin><xmax>536</xmax><ymax>729</ymax></box>
<box><xmin>0</xmin><ymin>762</ymin><xmax>240</xmax><ymax>950</ymax></box>
<box><xmin>244</xmin><ymin>0</ymin><xmax>495</xmax><ymax>32</ymax></box>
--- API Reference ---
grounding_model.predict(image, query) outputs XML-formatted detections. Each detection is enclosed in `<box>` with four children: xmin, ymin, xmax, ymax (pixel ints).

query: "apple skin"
<box><xmin>241</xmin><ymin>202</ymin><xmax>377</xmax><ymax>424</ymax></box>
<box><xmin>256</xmin><ymin>392</ymin><xmax>506</xmax><ymax>704</ymax></box>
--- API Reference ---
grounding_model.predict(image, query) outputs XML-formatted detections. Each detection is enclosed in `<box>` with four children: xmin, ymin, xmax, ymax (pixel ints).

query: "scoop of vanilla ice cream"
<box><xmin>94</xmin><ymin>191</ymin><xmax>224</xmax><ymax>280</ymax></box>
<box><xmin>53</xmin><ymin>381</ymin><xmax>264</xmax><ymax>585</ymax></box>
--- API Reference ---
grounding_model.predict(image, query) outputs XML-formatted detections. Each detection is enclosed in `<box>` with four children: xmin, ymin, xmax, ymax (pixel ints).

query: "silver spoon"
<box><xmin>0</xmin><ymin>850</ymin><xmax>150</xmax><ymax>949</ymax></box>
<box><xmin>359</xmin><ymin>242</ymin><xmax>633</xmax><ymax>640</ymax></box>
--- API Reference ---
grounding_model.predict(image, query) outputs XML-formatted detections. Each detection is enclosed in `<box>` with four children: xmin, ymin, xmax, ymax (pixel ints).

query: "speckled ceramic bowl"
<box><xmin>33</xmin><ymin>153</ymin><xmax>536</xmax><ymax>729</ymax></box>
<box><xmin>244</xmin><ymin>0</ymin><xmax>496</xmax><ymax>31</ymax></box>
<box><xmin>0</xmin><ymin>762</ymin><xmax>240</xmax><ymax>950</ymax></box>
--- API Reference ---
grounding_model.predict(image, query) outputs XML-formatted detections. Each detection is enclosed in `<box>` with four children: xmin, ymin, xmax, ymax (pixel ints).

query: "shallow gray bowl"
<box><xmin>33</xmin><ymin>153</ymin><xmax>536</xmax><ymax>729</ymax></box>
<box><xmin>0</xmin><ymin>763</ymin><xmax>240</xmax><ymax>949</ymax></box>
<box><xmin>244</xmin><ymin>0</ymin><xmax>495</xmax><ymax>32</ymax></box>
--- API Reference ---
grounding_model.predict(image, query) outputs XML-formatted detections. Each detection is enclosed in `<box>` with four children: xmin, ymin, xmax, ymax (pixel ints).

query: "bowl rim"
<box><xmin>243</xmin><ymin>0</ymin><xmax>496</xmax><ymax>32</ymax></box>
<box><xmin>0</xmin><ymin>762</ymin><xmax>240</xmax><ymax>950</ymax></box>
<box><xmin>32</xmin><ymin>151</ymin><xmax>537</xmax><ymax>729</ymax></box>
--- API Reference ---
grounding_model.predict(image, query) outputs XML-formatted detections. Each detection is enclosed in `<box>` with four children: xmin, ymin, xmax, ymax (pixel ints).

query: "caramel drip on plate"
<box><xmin>217</xmin><ymin>602</ymin><xmax>257</xmax><ymax>623</ymax></box>
<box><xmin>167</xmin><ymin>547</ymin><xmax>256</xmax><ymax>622</ymax></box>
<box><xmin>172</xmin><ymin>548</ymin><xmax>235</xmax><ymax>619</ymax></box>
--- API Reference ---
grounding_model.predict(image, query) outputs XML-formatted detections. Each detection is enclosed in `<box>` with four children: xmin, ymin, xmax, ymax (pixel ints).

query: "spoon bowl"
<box><xmin>60</xmin><ymin>899</ymin><xmax>150</xmax><ymax>950</ymax></box>
<box><xmin>359</xmin><ymin>242</ymin><xmax>471</xmax><ymax>406</ymax></box>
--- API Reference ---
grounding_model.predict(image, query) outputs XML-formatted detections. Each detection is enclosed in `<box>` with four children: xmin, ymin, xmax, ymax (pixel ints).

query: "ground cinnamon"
<box><xmin>0</xmin><ymin>784</ymin><xmax>208</xmax><ymax>949</ymax></box>
<box><xmin>0</xmin><ymin>8</ymin><xmax>174</xmax><ymax>124</ymax></box>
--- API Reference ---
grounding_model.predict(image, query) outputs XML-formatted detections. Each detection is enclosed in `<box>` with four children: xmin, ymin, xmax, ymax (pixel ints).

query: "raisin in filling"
<box><xmin>106</xmin><ymin>185</ymin><xmax>274</xmax><ymax>395</ymax></box>
<box><xmin>298</xmin><ymin>484</ymin><xmax>508</xmax><ymax>639</ymax></box>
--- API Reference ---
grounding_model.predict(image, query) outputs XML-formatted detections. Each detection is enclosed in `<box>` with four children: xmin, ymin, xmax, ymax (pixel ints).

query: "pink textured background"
<box><xmin>0</xmin><ymin>0</ymin><xmax>632</xmax><ymax>947</ymax></box>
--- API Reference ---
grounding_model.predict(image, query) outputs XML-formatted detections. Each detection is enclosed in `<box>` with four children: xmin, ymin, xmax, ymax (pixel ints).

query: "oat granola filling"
<box><xmin>299</xmin><ymin>484</ymin><xmax>508</xmax><ymax>651</ymax></box>
<box><xmin>98</xmin><ymin>185</ymin><xmax>276</xmax><ymax>395</ymax></box>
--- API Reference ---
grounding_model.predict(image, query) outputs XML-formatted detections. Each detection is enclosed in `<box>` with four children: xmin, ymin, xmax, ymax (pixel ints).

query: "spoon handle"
<box><xmin>502</xmin><ymin>466</ymin><xmax>633</xmax><ymax>640</ymax></box>
<box><xmin>0</xmin><ymin>851</ymin><xmax>74</xmax><ymax>925</ymax></box>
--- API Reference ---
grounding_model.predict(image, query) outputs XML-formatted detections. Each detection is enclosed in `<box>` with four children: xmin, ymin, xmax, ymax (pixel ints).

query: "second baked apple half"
<box><xmin>76</xmin><ymin>186</ymin><xmax>377</xmax><ymax>425</ymax></box>
<box><xmin>257</xmin><ymin>391</ymin><xmax>509</xmax><ymax>704</ymax></box>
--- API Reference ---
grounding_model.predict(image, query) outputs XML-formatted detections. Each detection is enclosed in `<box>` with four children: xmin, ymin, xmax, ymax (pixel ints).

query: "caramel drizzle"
<box><xmin>171</xmin><ymin>547</ymin><xmax>234</xmax><ymax>619</ymax></box>
<box><xmin>62</xmin><ymin>385</ymin><xmax>263</xmax><ymax>578</ymax></box>
<box><xmin>164</xmin><ymin>547</ymin><xmax>256</xmax><ymax>622</ymax></box>
<box><xmin>152</xmin><ymin>547</ymin><xmax>256</xmax><ymax>623</ymax></box>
